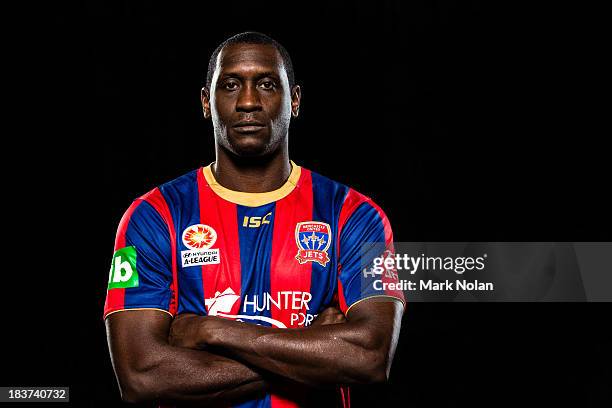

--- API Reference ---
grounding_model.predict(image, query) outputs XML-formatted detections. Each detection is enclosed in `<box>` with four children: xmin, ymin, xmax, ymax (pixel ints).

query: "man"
<box><xmin>104</xmin><ymin>32</ymin><xmax>405</xmax><ymax>407</ymax></box>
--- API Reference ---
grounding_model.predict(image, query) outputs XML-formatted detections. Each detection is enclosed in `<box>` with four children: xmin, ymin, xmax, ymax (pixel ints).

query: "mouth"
<box><xmin>232</xmin><ymin>120</ymin><xmax>266</xmax><ymax>134</ymax></box>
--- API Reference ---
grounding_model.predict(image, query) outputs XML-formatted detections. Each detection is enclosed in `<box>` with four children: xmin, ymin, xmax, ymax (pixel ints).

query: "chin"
<box><xmin>228</xmin><ymin>139</ymin><xmax>272</xmax><ymax>158</ymax></box>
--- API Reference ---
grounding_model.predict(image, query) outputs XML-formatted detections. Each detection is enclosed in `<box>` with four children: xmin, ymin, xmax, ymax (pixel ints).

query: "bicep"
<box><xmin>345</xmin><ymin>298</ymin><xmax>403</xmax><ymax>352</ymax></box>
<box><xmin>105</xmin><ymin>310</ymin><xmax>172</xmax><ymax>376</ymax></box>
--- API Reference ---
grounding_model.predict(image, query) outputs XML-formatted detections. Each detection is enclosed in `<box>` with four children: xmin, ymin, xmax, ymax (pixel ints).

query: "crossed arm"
<box><xmin>105</xmin><ymin>310</ymin><xmax>267</xmax><ymax>405</ymax></box>
<box><xmin>106</xmin><ymin>299</ymin><xmax>403</xmax><ymax>405</ymax></box>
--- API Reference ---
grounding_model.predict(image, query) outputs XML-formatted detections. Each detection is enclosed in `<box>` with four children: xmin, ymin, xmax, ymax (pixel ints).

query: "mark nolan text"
<box><xmin>421</xmin><ymin>279</ymin><xmax>493</xmax><ymax>291</ymax></box>
<box><xmin>375</xmin><ymin>279</ymin><xmax>494</xmax><ymax>291</ymax></box>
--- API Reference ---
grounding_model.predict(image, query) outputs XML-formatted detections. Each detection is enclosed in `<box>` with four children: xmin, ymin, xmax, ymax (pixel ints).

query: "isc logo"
<box><xmin>242</xmin><ymin>212</ymin><xmax>272</xmax><ymax>228</ymax></box>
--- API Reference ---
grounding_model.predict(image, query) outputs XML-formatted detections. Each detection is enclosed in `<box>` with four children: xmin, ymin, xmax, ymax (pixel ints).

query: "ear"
<box><xmin>291</xmin><ymin>85</ymin><xmax>301</xmax><ymax>118</ymax></box>
<box><xmin>201</xmin><ymin>87</ymin><xmax>211</xmax><ymax>119</ymax></box>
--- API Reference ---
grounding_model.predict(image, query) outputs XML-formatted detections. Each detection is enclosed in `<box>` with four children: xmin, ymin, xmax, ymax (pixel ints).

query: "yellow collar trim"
<box><xmin>203</xmin><ymin>161</ymin><xmax>301</xmax><ymax>207</ymax></box>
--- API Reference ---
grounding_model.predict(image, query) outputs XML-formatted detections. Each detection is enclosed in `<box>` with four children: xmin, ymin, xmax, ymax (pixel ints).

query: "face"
<box><xmin>202</xmin><ymin>43</ymin><xmax>301</xmax><ymax>158</ymax></box>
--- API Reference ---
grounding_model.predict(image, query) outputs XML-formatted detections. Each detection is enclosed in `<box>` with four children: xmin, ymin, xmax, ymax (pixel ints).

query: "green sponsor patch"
<box><xmin>108</xmin><ymin>246</ymin><xmax>139</xmax><ymax>289</ymax></box>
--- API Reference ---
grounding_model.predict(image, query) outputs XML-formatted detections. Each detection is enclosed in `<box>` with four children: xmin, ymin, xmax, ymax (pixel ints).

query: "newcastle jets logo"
<box><xmin>295</xmin><ymin>221</ymin><xmax>332</xmax><ymax>267</ymax></box>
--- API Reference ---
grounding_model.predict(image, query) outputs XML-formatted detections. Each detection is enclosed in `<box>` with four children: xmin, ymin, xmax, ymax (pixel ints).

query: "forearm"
<box><xmin>203</xmin><ymin>320</ymin><xmax>388</xmax><ymax>386</ymax></box>
<box><xmin>106</xmin><ymin>315</ymin><xmax>267</xmax><ymax>405</ymax></box>
<box><xmin>122</xmin><ymin>344</ymin><xmax>267</xmax><ymax>405</ymax></box>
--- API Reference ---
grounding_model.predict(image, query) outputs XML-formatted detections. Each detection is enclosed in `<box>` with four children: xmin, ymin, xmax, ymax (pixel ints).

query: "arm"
<box><xmin>170</xmin><ymin>299</ymin><xmax>403</xmax><ymax>387</ymax></box>
<box><xmin>106</xmin><ymin>309</ymin><xmax>268</xmax><ymax>405</ymax></box>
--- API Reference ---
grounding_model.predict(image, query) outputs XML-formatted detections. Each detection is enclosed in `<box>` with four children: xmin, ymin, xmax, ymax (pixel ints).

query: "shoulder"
<box><xmin>305</xmin><ymin>167</ymin><xmax>387</xmax><ymax>221</ymax></box>
<box><xmin>304</xmin><ymin>167</ymin><xmax>369</xmax><ymax>208</ymax></box>
<box><xmin>122</xmin><ymin>168</ymin><xmax>200</xmax><ymax>225</ymax></box>
<box><xmin>151</xmin><ymin>168</ymin><xmax>200</xmax><ymax>201</ymax></box>
<box><xmin>135</xmin><ymin>168</ymin><xmax>199</xmax><ymax>207</ymax></box>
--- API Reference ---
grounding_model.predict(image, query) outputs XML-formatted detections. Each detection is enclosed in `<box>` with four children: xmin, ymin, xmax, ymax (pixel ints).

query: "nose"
<box><xmin>236</xmin><ymin>83</ymin><xmax>262</xmax><ymax>112</ymax></box>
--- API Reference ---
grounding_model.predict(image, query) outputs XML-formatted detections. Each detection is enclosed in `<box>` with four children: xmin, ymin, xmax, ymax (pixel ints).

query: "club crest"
<box><xmin>295</xmin><ymin>221</ymin><xmax>332</xmax><ymax>267</ymax></box>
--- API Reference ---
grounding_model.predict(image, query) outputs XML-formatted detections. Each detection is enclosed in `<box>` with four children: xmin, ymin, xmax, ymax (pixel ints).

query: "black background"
<box><xmin>3</xmin><ymin>0</ymin><xmax>610</xmax><ymax>407</ymax></box>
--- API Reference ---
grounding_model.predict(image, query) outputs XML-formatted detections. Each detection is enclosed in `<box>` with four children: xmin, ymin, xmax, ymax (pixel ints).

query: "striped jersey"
<box><xmin>104</xmin><ymin>161</ymin><xmax>405</xmax><ymax>408</ymax></box>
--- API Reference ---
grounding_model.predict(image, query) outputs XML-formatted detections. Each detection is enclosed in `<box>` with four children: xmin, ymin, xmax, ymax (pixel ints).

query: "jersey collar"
<box><xmin>202</xmin><ymin>161</ymin><xmax>301</xmax><ymax>207</ymax></box>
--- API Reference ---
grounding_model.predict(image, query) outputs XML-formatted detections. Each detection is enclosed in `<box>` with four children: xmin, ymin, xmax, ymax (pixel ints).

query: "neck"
<box><xmin>212</xmin><ymin>144</ymin><xmax>292</xmax><ymax>193</ymax></box>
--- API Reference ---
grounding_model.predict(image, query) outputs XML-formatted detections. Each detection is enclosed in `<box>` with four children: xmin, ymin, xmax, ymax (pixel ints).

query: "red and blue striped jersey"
<box><xmin>104</xmin><ymin>161</ymin><xmax>405</xmax><ymax>408</ymax></box>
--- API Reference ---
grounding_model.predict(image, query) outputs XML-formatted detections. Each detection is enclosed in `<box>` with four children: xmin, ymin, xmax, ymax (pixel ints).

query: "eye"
<box><xmin>259</xmin><ymin>81</ymin><xmax>276</xmax><ymax>90</ymax></box>
<box><xmin>223</xmin><ymin>81</ymin><xmax>239</xmax><ymax>91</ymax></box>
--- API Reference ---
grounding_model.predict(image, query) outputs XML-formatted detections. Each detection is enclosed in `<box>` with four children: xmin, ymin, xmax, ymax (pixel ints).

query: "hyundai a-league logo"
<box><xmin>182</xmin><ymin>224</ymin><xmax>217</xmax><ymax>250</ymax></box>
<box><xmin>295</xmin><ymin>221</ymin><xmax>332</xmax><ymax>267</ymax></box>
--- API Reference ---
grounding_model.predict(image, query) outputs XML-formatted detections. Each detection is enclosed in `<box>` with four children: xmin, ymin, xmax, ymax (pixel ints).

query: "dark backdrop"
<box><xmin>3</xmin><ymin>1</ymin><xmax>609</xmax><ymax>407</ymax></box>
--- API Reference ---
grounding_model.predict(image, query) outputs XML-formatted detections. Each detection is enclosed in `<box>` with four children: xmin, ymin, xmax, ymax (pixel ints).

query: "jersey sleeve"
<box><xmin>103</xmin><ymin>197</ymin><xmax>176</xmax><ymax>319</ymax></box>
<box><xmin>337</xmin><ymin>195</ymin><xmax>405</xmax><ymax>315</ymax></box>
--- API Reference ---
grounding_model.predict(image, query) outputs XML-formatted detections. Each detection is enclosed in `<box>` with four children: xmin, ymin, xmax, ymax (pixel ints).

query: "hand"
<box><xmin>169</xmin><ymin>313</ymin><xmax>206</xmax><ymax>349</ymax></box>
<box><xmin>310</xmin><ymin>306</ymin><xmax>347</xmax><ymax>327</ymax></box>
